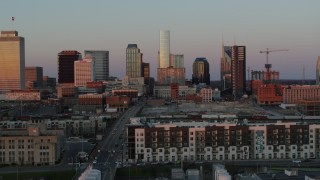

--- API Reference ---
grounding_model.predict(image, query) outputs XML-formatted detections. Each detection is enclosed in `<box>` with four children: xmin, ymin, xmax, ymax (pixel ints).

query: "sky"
<box><xmin>1</xmin><ymin>0</ymin><xmax>320</xmax><ymax>80</ymax></box>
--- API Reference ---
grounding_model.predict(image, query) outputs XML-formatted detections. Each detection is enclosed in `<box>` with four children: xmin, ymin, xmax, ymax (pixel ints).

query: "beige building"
<box><xmin>199</xmin><ymin>88</ymin><xmax>212</xmax><ymax>103</ymax></box>
<box><xmin>0</xmin><ymin>31</ymin><xmax>25</xmax><ymax>91</ymax></box>
<box><xmin>283</xmin><ymin>85</ymin><xmax>320</xmax><ymax>104</ymax></box>
<box><xmin>74</xmin><ymin>58</ymin><xmax>95</xmax><ymax>87</ymax></box>
<box><xmin>0</xmin><ymin>125</ymin><xmax>64</xmax><ymax>165</ymax></box>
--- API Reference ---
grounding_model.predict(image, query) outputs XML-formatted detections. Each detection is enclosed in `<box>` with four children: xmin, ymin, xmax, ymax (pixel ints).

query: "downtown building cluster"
<box><xmin>1</xmin><ymin>28</ymin><xmax>320</xmax><ymax>169</ymax></box>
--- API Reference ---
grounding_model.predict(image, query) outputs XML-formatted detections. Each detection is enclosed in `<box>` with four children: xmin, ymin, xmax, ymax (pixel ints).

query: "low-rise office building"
<box><xmin>0</xmin><ymin>125</ymin><xmax>64</xmax><ymax>165</ymax></box>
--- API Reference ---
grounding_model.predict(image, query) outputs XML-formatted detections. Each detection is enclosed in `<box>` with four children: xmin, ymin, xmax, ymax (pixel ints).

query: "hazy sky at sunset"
<box><xmin>1</xmin><ymin>0</ymin><xmax>320</xmax><ymax>80</ymax></box>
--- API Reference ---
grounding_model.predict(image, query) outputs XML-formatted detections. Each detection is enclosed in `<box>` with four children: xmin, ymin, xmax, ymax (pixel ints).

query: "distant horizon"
<box><xmin>1</xmin><ymin>0</ymin><xmax>319</xmax><ymax>81</ymax></box>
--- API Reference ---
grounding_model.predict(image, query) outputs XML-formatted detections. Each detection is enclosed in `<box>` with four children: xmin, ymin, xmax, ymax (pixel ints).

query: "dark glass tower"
<box><xmin>192</xmin><ymin>57</ymin><xmax>210</xmax><ymax>85</ymax></box>
<box><xmin>58</xmin><ymin>50</ymin><xmax>81</xmax><ymax>84</ymax></box>
<box><xmin>231</xmin><ymin>46</ymin><xmax>246</xmax><ymax>98</ymax></box>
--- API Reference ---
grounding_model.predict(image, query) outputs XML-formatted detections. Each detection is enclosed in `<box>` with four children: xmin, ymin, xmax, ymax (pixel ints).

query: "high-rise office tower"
<box><xmin>220</xmin><ymin>46</ymin><xmax>232</xmax><ymax>91</ymax></box>
<box><xmin>58</xmin><ymin>50</ymin><xmax>81</xmax><ymax>84</ymax></box>
<box><xmin>74</xmin><ymin>57</ymin><xmax>95</xmax><ymax>87</ymax></box>
<box><xmin>142</xmin><ymin>62</ymin><xmax>150</xmax><ymax>85</ymax></box>
<box><xmin>25</xmin><ymin>67</ymin><xmax>43</xmax><ymax>89</ymax></box>
<box><xmin>126</xmin><ymin>44</ymin><xmax>143</xmax><ymax>78</ymax></box>
<box><xmin>192</xmin><ymin>57</ymin><xmax>210</xmax><ymax>85</ymax></box>
<box><xmin>0</xmin><ymin>31</ymin><xmax>25</xmax><ymax>91</ymax></box>
<box><xmin>231</xmin><ymin>46</ymin><xmax>246</xmax><ymax>98</ymax></box>
<box><xmin>159</xmin><ymin>30</ymin><xmax>170</xmax><ymax>68</ymax></box>
<box><xmin>316</xmin><ymin>57</ymin><xmax>320</xmax><ymax>85</ymax></box>
<box><xmin>84</xmin><ymin>50</ymin><xmax>109</xmax><ymax>81</ymax></box>
<box><xmin>157</xmin><ymin>30</ymin><xmax>185</xmax><ymax>85</ymax></box>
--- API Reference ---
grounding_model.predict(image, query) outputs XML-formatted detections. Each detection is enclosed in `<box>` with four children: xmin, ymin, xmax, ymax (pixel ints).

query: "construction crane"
<box><xmin>259</xmin><ymin>48</ymin><xmax>289</xmax><ymax>83</ymax></box>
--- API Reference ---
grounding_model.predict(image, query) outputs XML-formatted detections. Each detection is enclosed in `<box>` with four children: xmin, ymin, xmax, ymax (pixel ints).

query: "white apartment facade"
<box><xmin>127</xmin><ymin>121</ymin><xmax>320</xmax><ymax>163</ymax></box>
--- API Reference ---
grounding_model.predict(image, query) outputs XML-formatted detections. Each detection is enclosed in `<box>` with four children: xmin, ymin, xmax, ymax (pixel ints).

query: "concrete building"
<box><xmin>251</xmin><ymin>70</ymin><xmax>279</xmax><ymax>83</ymax></box>
<box><xmin>104</xmin><ymin>80</ymin><xmax>123</xmax><ymax>94</ymax></box>
<box><xmin>126</xmin><ymin>44</ymin><xmax>143</xmax><ymax>78</ymax></box>
<box><xmin>25</xmin><ymin>67</ymin><xmax>43</xmax><ymax>89</ymax></box>
<box><xmin>157</xmin><ymin>67</ymin><xmax>186</xmax><ymax>85</ymax></box>
<box><xmin>84</xmin><ymin>50</ymin><xmax>109</xmax><ymax>81</ymax></box>
<box><xmin>154</xmin><ymin>85</ymin><xmax>196</xmax><ymax>99</ymax></box>
<box><xmin>127</xmin><ymin>120</ymin><xmax>320</xmax><ymax>163</ymax></box>
<box><xmin>0</xmin><ymin>31</ymin><xmax>25</xmax><ymax>91</ymax></box>
<box><xmin>56</xmin><ymin>83</ymin><xmax>77</xmax><ymax>98</ymax></box>
<box><xmin>159</xmin><ymin>30</ymin><xmax>170</xmax><ymax>68</ymax></box>
<box><xmin>5</xmin><ymin>90</ymin><xmax>41</xmax><ymax>101</ymax></box>
<box><xmin>199</xmin><ymin>87</ymin><xmax>212</xmax><ymax>103</ymax></box>
<box><xmin>231</xmin><ymin>46</ymin><xmax>246</xmax><ymax>98</ymax></box>
<box><xmin>106</xmin><ymin>96</ymin><xmax>131</xmax><ymax>111</ymax></box>
<box><xmin>74</xmin><ymin>58</ymin><xmax>95</xmax><ymax>87</ymax></box>
<box><xmin>192</xmin><ymin>58</ymin><xmax>210</xmax><ymax>85</ymax></box>
<box><xmin>58</xmin><ymin>50</ymin><xmax>81</xmax><ymax>84</ymax></box>
<box><xmin>45</xmin><ymin>117</ymin><xmax>107</xmax><ymax>137</ymax></box>
<box><xmin>0</xmin><ymin>125</ymin><xmax>64</xmax><ymax>165</ymax></box>
<box><xmin>283</xmin><ymin>85</ymin><xmax>320</xmax><ymax>104</ymax></box>
<box><xmin>74</xmin><ymin>94</ymin><xmax>105</xmax><ymax>114</ymax></box>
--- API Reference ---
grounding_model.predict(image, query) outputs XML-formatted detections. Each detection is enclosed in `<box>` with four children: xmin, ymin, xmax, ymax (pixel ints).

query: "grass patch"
<box><xmin>0</xmin><ymin>170</ymin><xmax>75</xmax><ymax>180</ymax></box>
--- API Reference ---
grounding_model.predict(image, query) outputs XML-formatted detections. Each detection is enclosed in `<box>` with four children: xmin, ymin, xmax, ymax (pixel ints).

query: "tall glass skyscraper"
<box><xmin>192</xmin><ymin>57</ymin><xmax>210</xmax><ymax>85</ymax></box>
<box><xmin>159</xmin><ymin>30</ymin><xmax>170</xmax><ymax>68</ymax></box>
<box><xmin>84</xmin><ymin>50</ymin><xmax>109</xmax><ymax>81</ymax></box>
<box><xmin>0</xmin><ymin>31</ymin><xmax>25</xmax><ymax>91</ymax></box>
<box><xmin>126</xmin><ymin>44</ymin><xmax>142</xmax><ymax>78</ymax></box>
<box><xmin>220</xmin><ymin>46</ymin><xmax>232</xmax><ymax>91</ymax></box>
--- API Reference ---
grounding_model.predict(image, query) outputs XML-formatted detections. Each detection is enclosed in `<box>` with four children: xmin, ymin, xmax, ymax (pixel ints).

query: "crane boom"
<box><xmin>259</xmin><ymin>48</ymin><xmax>289</xmax><ymax>83</ymax></box>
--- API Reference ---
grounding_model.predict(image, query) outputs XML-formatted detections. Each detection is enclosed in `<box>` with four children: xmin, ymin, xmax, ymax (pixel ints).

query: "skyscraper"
<box><xmin>220</xmin><ymin>46</ymin><xmax>232</xmax><ymax>91</ymax></box>
<box><xmin>159</xmin><ymin>30</ymin><xmax>170</xmax><ymax>68</ymax></box>
<box><xmin>231</xmin><ymin>46</ymin><xmax>246</xmax><ymax>98</ymax></box>
<box><xmin>192</xmin><ymin>57</ymin><xmax>210</xmax><ymax>85</ymax></box>
<box><xmin>0</xmin><ymin>31</ymin><xmax>25</xmax><ymax>91</ymax></box>
<box><xmin>84</xmin><ymin>50</ymin><xmax>109</xmax><ymax>81</ymax></box>
<box><xmin>316</xmin><ymin>57</ymin><xmax>320</xmax><ymax>85</ymax></box>
<box><xmin>126</xmin><ymin>44</ymin><xmax>143</xmax><ymax>78</ymax></box>
<box><xmin>157</xmin><ymin>30</ymin><xmax>185</xmax><ymax>85</ymax></box>
<box><xmin>58</xmin><ymin>50</ymin><xmax>81</xmax><ymax>84</ymax></box>
<box><xmin>74</xmin><ymin>57</ymin><xmax>95</xmax><ymax>87</ymax></box>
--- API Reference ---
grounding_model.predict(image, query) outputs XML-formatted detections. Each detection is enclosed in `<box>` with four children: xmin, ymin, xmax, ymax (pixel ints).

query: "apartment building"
<box><xmin>127</xmin><ymin>120</ymin><xmax>320</xmax><ymax>163</ymax></box>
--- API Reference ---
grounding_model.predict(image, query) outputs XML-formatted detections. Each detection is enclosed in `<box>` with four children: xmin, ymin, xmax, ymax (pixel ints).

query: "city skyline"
<box><xmin>1</xmin><ymin>0</ymin><xmax>320</xmax><ymax>80</ymax></box>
